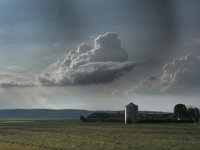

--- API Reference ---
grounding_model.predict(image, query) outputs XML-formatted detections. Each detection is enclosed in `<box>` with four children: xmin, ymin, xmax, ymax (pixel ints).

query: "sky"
<box><xmin>0</xmin><ymin>0</ymin><xmax>200</xmax><ymax>111</ymax></box>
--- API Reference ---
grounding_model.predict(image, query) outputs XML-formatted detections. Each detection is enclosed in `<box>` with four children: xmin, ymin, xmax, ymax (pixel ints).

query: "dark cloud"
<box><xmin>37</xmin><ymin>32</ymin><xmax>147</xmax><ymax>86</ymax></box>
<box><xmin>39</xmin><ymin>62</ymin><xmax>145</xmax><ymax>86</ymax></box>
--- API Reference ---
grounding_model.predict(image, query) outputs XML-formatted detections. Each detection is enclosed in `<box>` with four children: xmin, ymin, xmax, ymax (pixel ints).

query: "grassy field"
<box><xmin>0</xmin><ymin>119</ymin><xmax>199</xmax><ymax>150</ymax></box>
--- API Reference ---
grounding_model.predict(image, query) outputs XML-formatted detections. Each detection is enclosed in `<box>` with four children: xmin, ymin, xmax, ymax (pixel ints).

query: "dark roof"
<box><xmin>125</xmin><ymin>103</ymin><xmax>138</xmax><ymax>107</ymax></box>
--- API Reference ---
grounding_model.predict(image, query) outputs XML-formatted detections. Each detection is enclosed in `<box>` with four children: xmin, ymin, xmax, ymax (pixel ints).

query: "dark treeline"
<box><xmin>0</xmin><ymin>109</ymin><xmax>93</xmax><ymax>119</ymax></box>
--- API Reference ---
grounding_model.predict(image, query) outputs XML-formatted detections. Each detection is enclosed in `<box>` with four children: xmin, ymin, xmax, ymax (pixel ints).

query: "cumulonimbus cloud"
<box><xmin>130</xmin><ymin>54</ymin><xmax>200</xmax><ymax>94</ymax></box>
<box><xmin>37</xmin><ymin>32</ymin><xmax>147</xmax><ymax>86</ymax></box>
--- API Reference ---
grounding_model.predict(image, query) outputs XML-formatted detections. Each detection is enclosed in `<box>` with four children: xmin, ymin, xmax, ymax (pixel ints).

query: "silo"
<box><xmin>125</xmin><ymin>103</ymin><xmax>138</xmax><ymax>124</ymax></box>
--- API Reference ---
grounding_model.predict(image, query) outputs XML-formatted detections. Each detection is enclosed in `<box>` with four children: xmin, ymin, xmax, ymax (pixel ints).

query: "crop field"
<box><xmin>0</xmin><ymin>119</ymin><xmax>199</xmax><ymax>150</ymax></box>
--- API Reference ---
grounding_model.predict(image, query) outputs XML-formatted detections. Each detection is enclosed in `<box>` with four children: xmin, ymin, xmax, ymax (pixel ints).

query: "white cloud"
<box><xmin>0</xmin><ymin>32</ymin><xmax>149</xmax><ymax>88</ymax></box>
<box><xmin>0</xmin><ymin>79</ymin><xmax>35</xmax><ymax>88</ymax></box>
<box><xmin>7</xmin><ymin>66</ymin><xmax>27</xmax><ymax>71</ymax></box>
<box><xmin>160</xmin><ymin>54</ymin><xmax>200</xmax><ymax>93</ymax></box>
<box><xmin>130</xmin><ymin>54</ymin><xmax>200</xmax><ymax>94</ymax></box>
<box><xmin>0</xmin><ymin>72</ymin><xmax>35</xmax><ymax>88</ymax></box>
<box><xmin>37</xmin><ymin>32</ymin><xmax>146</xmax><ymax>86</ymax></box>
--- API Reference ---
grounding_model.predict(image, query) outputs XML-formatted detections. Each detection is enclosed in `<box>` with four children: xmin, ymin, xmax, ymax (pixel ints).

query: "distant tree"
<box><xmin>188</xmin><ymin>107</ymin><xmax>200</xmax><ymax>122</ymax></box>
<box><xmin>174</xmin><ymin>104</ymin><xmax>189</xmax><ymax>118</ymax></box>
<box><xmin>196</xmin><ymin>108</ymin><xmax>200</xmax><ymax>123</ymax></box>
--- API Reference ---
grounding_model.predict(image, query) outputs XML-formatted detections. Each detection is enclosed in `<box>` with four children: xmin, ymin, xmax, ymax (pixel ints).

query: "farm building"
<box><xmin>80</xmin><ymin>102</ymin><xmax>198</xmax><ymax>123</ymax></box>
<box><xmin>80</xmin><ymin>111</ymin><xmax>124</xmax><ymax>122</ymax></box>
<box><xmin>125</xmin><ymin>103</ymin><xmax>138</xmax><ymax>124</ymax></box>
<box><xmin>80</xmin><ymin>102</ymin><xmax>139</xmax><ymax>123</ymax></box>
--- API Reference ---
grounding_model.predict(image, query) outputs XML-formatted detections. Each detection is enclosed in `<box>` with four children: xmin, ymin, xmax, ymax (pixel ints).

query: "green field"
<box><xmin>0</xmin><ymin>119</ymin><xmax>199</xmax><ymax>150</ymax></box>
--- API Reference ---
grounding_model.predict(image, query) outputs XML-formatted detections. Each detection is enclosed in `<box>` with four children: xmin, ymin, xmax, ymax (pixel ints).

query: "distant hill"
<box><xmin>0</xmin><ymin>109</ymin><xmax>94</xmax><ymax>119</ymax></box>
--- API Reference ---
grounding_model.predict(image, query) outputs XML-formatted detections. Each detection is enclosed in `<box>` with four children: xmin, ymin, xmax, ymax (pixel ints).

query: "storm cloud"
<box><xmin>160</xmin><ymin>54</ymin><xmax>200</xmax><ymax>93</ymax></box>
<box><xmin>131</xmin><ymin>54</ymin><xmax>200</xmax><ymax>95</ymax></box>
<box><xmin>37</xmin><ymin>32</ymin><xmax>146</xmax><ymax>86</ymax></box>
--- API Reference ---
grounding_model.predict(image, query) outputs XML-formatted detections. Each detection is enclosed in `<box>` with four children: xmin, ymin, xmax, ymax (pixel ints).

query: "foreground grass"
<box><xmin>0</xmin><ymin>119</ymin><xmax>199</xmax><ymax>150</ymax></box>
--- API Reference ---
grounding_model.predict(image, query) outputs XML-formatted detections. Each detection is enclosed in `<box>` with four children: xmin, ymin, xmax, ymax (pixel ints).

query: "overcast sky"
<box><xmin>0</xmin><ymin>0</ymin><xmax>200</xmax><ymax>111</ymax></box>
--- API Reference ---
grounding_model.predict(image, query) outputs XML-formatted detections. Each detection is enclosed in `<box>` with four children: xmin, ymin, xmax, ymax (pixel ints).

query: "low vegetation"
<box><xmin>0</xmin><ymin>119</ymin><xmax>199</xmax><ymax>150</ymax></box>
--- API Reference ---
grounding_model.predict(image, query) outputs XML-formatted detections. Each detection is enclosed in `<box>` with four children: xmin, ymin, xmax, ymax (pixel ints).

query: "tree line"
<box><xmin>174</xmin><ymin>104</ymin><xmax>200</xmax><ymax>122</ymax></box>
